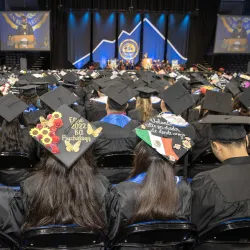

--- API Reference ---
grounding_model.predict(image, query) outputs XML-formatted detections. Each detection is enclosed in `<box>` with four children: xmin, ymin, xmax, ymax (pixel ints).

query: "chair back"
<box><xmin>21</xmin><ymin>225</ymin><xmax>105</xmax><ymax>249</ymax></box>
<box><xmin>199</xmin><ymin>218</ymin><xmax>250</xmax><ymax>246</ymax></box>
<box><xmin>112</xmin><ymin>220</ymin><xmax>197</xmax><ymax>249</ymax></box>
<box><xmin>193</xmin><ymin>149</ymin><xmax>220</xmax><ymax>165</ymax></box>
<box><xmin>0</xmin><ymin>152</ymin><xmax>33</xmax><ymax>169</ymax></box>
<box><xmin>0</xmin><ymin>231</ymin><xmax>19</xmax><ymax>250</ymax></box>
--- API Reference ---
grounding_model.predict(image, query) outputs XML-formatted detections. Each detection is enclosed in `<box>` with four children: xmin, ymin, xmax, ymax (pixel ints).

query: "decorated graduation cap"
<box><xmin>202</xmin><ymin>90</ymin><xmax>232</xmax><ymax>114</ymax></box>
<box><xmin>135</xmin><ymin>87</ymin><xmax>158</xmax><ymax>98</ymax></box>
<box><xmin>29</xmin><ymin>104</ymin><xmax>102</xmax><ymax>168</ymax></box>
<box><xmin>199</xmin><ymin>115</ymin><xmax>250</xmax><ymax>142</ymax></box>
<box><xmin>160</xmin><ymin>81</ymin><xmax>195</xmax><ymax>115</ymax></box>
<box><xmin>0</xmin><ymin>93</ymin><xmax>28</xmax><ymax>122</ymax></box>
<box><xmin>40</xmin><ymin>86</ymin><xmax>79</xmax><ymax>110</ymax></box>
<box><xmin>101</xmin><ymin>82</ymin><xmax>138</xmax><ymax>106</ymax></box>
<box><xmin>133</xmin><ymin>113</ymin><xmax>194</xmax><ymax>164</ymax></box>
<box><xmin>238</xmin><ymin>87</ymin><xmax>250</xmax><ymax>109</ymax></box>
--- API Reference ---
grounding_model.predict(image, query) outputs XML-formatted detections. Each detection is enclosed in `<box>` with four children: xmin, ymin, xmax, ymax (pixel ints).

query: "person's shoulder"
<box><xmin>113</xmin><ymin>181</ymin><xmax>139</xmax><ymax>198</ymax></box>
<box><xmin>191</xmin><ymin>170</ymin><xmax>216</xmax><ymax>189</ymax></box>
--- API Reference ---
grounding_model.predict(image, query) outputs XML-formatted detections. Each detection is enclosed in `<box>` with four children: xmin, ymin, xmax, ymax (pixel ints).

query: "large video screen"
<box><xmin>214</xmin><ymin>15</ymin><xmax>250</xmax><ymax>54</ymax></box>
<box><xmin>0</xmin><ymin>11</ymin><xmax>50</xmax><ymax>51</ymax></box>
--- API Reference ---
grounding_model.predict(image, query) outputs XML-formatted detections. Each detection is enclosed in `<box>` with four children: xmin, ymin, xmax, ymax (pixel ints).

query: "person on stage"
<box><xmin>232</xmin><ymin>20</ymin><xmax>247</xmax><ymax>39</ymax></box>
<box><xmin>17</xmin><ymin>15</ymin><xmax>34</xmax><ymax>35</ymax></box>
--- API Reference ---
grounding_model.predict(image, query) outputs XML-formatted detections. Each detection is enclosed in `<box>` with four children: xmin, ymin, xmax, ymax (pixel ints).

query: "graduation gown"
<box><xmin>85</xmin><ymin>98</ymin><xmax>107</xmax><ymax>122</ymax></box>
<box><xmin>192</xmin><ymin>156</ymin><xmax>250</xmax><ymax>234</ymax></box>
<box><xmin>108</xmin><ymin>174</ymin><xmax>192</xmax><ymax>245</ymax></box>
<box><xmin>128</xmin><ymin>108</ymin><xmax>159</xmax><ymax>123</ymax></box>
<box><xmin>0</xmin><ymin>127</ymin><xmax>38</xmax><ymax>186</ymax></box>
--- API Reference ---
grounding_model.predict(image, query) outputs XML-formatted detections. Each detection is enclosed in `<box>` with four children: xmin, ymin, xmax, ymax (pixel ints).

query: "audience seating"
<box><xmin>196</xmin><ymin>218</ymin><xmax>250</xmax><ymax>250</ymax></box>
<box><xmin>98</xmin><ymin>152</ymin><xmax>135</xmax><ymax>183</ymax></box>
<box><xmin>21</xmin><ymin>224</ymin><xmax>105</xmax><ymax>249</ymax></box>
<box><xmin>111</xmin><ymin>220</ymin><xmax>197</xmax><ymax>249</ymax></box>
<box><xmin>0</xmin><ymin>152</ymin><xmax>33</xmax><ymax>169</ymax></box>
<box><xmin>0</xmin><ymin>231</ymin><xmax>19</xmax><ymax>250</ymax></box>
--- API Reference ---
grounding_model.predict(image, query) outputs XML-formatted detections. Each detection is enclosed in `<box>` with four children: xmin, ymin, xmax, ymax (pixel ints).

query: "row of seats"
<box><xmin>1</xmin><ymin>219</ymin><xmax>250</xmax><ymax>249</ymax></box>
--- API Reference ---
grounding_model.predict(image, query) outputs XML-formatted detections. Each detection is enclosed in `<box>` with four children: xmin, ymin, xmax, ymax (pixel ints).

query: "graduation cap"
<box><xmin>15</xmin><ymin>79</ymin><xmax>29</xmax><ymax>87</ymax></box>
<box><xmin>101</xmin><ymin>82</ymin><xmax>138</xmax><ymax>106</ymax></box>
<box><xmin>133</xmin><ymin>113</ymin><xmax>194</xmax><ymax>164</ymax></box>
<box><xmin>136</xmin><ymin>87</ymin><xmax>158</xmax><ymax>98</ymax></box>
<box><xmin>225</xmin><ymin>79</ymin><xmax>241</xmax><ymax>97</ymax></box>
<box><xmin>62</xmin><ymin>72</ymin><xmax>78</xmax><ymax>83</ymax></box>
<box><xmin>192</xmin><ymin>73</ymin><xmax>211</xmax><ymax>85</ymax></box>
<box><xmin>238</xmin><ymin>87</ymin><xmax>250</xmax><ymax>109</ymax></box>
<box><xmin>148</xmin><ymin>79</ymin><xmax>169</xmax><ymax>93</ymax></box>
<box><xmin>17</xmin><ymin>85</ymin><xmax>39</xmax><ymax>98</ymax></box>
<box><xmin>0</xmin><ymin>93</ymin><xmax>28</xmax><ymax>122</ymax></box>
<box><xmin>140</xmin><ymin>71</ymin><xmax>156</xmax><ymax>84</ymax></box>
<box><xmin>23</xmin><ymin>109</ymin><xmax>46</xmax><ymax>126</ymax></box>
<box><xmin>202</xmin><ymin>90</ymin><xmax>232</xmax><ymax>114</ymax></box>
<box><xmin>160</xmin><ymin>82</ymin><xmax>195</xmax><ymax>115</ymax></box>
<box><xmin>199</xmin><ymin>115</ymin><xmax>250</xmax><ymax>142</ymax></box>
<box><xmin>29</xmin><ymin>104</ymin><xmax>102</xmax><ymax>168</ymax></box>
<box><xmin>91</xmin><ymin>77</ymin><xmax>113</xmax><ymax>91</ymax></box>
<box><xmin>40</xmin><ymin>86</ymin><xmax>79</xmax><ymax>110</ymax></box>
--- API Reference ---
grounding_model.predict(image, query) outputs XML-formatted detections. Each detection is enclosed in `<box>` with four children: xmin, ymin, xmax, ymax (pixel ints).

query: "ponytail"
<box><xmin>136</xmin><ymin>97</ymin><xmax>154</xmax><ymax>122</ymax></box>
<box><xmin>131</xmin><ymin>157</ymin><xmax>178</xmax><ymax>223</ymax></box>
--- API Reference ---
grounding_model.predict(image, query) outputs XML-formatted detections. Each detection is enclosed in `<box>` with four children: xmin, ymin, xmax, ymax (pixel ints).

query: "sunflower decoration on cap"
<box><xmin>30</xmin><ymin>111</ymin><xmax>63</xmax><ymax>153</ymax></box>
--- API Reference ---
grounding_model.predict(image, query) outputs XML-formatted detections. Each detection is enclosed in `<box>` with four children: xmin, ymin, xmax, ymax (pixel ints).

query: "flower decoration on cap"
<box><xmin>30</xmin><ymin>111</ymin><xmax>63</xmax><ymax>153</ymax></box>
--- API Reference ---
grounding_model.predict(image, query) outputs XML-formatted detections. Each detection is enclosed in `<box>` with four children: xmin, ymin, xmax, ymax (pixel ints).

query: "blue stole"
<box><xmin>48</xmin><ymin>85</ymin><xmax>58</xmax><ymax>91</ymax></box>
<box><xmin>24</xmin><ymin>105</ymin><xmax>39</xmax><ymax>113</ymax></box>
<box><xmin>100</xmin><ymin>114</ymin><xmax>131</xmax><ymax>128</ymax></box>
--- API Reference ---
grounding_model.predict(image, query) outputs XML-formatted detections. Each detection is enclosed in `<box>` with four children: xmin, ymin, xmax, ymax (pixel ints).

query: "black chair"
<box><xmin>197</xmin><ymin>218</ymin><xmax>250</xmax><ymax>250</ymax></box>
<box><xmin>98</xmin><ymin>153</ymin><xmax>135</xmax><ymax>183</ymax></box>
<box><xmin>0</xmin><ymin>231</ymin><xmax>19</xmax><ymax>250</ymax></box>
<box><xmin>192</xmin><ymin>149</ymin><xmax>220</xmax><ymax>165</ymax></box>
<box><xmin>111</xmin><ymin>220</ymin><xmax>197</xmax><ymax>249</ymax></box>
<box><xmin>21</xmin><ymin>224</ymin><xmax>105</xmax><ymax>249</ymax></box>
<box><xmin>0</xmin><ymin>152</ymin><xmax>33</xmax><ymax>169</ymax></box>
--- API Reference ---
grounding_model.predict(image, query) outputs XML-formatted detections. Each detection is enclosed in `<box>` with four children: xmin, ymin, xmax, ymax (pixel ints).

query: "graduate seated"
<box><xmin>109</xmin><ymin>141</ymin><xmax>192</xmax><ymax>242</ymax></box>
<box><xmin>93</xmin><ymin>83</ymin><xmax>140</xmax><ymax>160</ymax></box>
<box><xmin>191</xmin><ymin>115</ymin><xmax>250</xmax><ymax>234</ymax></box>
<box><xmin>0</xmin><ymin>94</ymin><xmax>38</xmax><ymax>186</ymax></box>
<box><xmin>0</xmin><ymin>106</ymin><xmax>111</xmax><ymax>238</ymax></box>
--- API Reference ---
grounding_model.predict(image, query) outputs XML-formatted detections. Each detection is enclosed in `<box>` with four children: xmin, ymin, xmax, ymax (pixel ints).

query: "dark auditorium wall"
<box><xmin>36</xmin><ymin>0</ymin><xmax>220</xmax><ymax>69</ymax></box>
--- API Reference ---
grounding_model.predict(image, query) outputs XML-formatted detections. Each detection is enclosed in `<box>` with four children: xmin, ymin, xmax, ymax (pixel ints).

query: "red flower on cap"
<box><xmin>51</xmin><ymin>145</ymin><xmax>60</xmax><ymax>154</ymax></box>
<box><xmin>37</xmin><ymin>134</ymin><xmax>43</xmax><ymax>141</ymax></box>
<box><xmin>54</xmin><ymin>118</ymin><xmax>63</xmax><ymax>128</ymax></box>
<box><xmin>52</xmin><ymin>135</ymin><xmax>60</xmax><ymax>144</ymax></box>
<box><xmin>50</xmin><ymin>126</ymin><xmax>58</xmax><ymax>133</ymax></box>
<box><xmin>47</xmin><ymin>114</ymin><xmax>52</xmax><ymax>120</ymax></box>
<box><xmin>49</xmin><ymin>131</ymin><xmax>56</xmax><ymax>137</ymax></box>
<box><xmin>36</xmin><ymin>124</ymin><xmax>43</xmax><ymax>130</ymax></box>
<box><xmin>200</xmin><ymin>87</ymin><xmax>207</xmax><ymax>95</ymax></box>
<box><xmin>219</xmin><ymin>67</ymin><xmax>225</xmax><ymax>72</ymax></box>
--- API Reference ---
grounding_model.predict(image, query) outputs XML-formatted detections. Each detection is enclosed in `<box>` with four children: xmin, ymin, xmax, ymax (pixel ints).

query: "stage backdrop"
<box><xmin>0</xmin><ymin>11</ymin><xmax>50</xmax><ymax>51</ymax></box>
<box><xmin>68</xmin><ymin>12</ymin><xmax>91</xmax><ymax>69</ymax></box>
<box><xmin>93</xmin><ymin>12</ymin><xmax>116</xmax><ymax>68</ymax></box>
<box><xmin>67</xmin><ymin>12</ymin><xmax>190</xmax><ymax>68</ymax></box>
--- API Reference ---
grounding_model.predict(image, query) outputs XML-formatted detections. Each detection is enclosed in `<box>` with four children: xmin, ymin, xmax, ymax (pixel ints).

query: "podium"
<box><xmin>142</xmin><ymin>58</ymin><xmax>153</xmax><ymax>69</ymax></box>
<box><xmin>10</xmin><ymin>35</ymin><xmax>35</xmax><ymax>49</ymax></box>
<box><xmin>224</xmin><ymin>38</ymin><xmax>248</xmax><ymax>52</ymax></box>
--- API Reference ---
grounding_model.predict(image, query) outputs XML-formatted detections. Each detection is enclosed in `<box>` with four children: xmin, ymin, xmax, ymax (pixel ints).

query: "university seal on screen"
<box><xmin>119</xmin><ymin>39</ymin><xmax>139</xmax><ymax>60</ymax></box>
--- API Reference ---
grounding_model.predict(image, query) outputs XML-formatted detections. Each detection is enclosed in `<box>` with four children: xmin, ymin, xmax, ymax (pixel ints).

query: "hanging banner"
<box><xmin>68</xmin><ymin>12</ymin><xmax>91</xmax><ymax>69</ymax></box>
<box><xmin>143</xmin><ymin>14</ymin><xmax>166</xmax><ymax>61</ymax></box>
<box><xmin>93</xmin><ymin>12</ymin><xmax>116</xmax><ymax>69</ymax></box>
<box><xmin>167</xmin><ymin>14</ymin><xmax>190</xmax><ymax>65</ymax></box>
<box><xmin>118</xmin><ymin>13</ymin><xmax>141</xmax><ymax>64</ymax></box>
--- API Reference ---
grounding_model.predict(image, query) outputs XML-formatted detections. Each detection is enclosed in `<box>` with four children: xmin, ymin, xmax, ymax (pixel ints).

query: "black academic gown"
<box><xmin>85</xmin><ymin>98</ymin><xmax>107</xmax><ymax>122</ymax></box>
<box><xmin>192</xmin><ymin>156</ymin><xmax>250</xmax><ymax>250</ymax></box>
<box><xmin>0</xmin><ymin>127</ymin><xmax>38</xmax><ymax>186</ymax></box>
<box><xmin>108</xmin><ymin>176</ymin><xmax>192</xmax><ymax>247</ymax></box>
<box><xmin>93</xmin><ymin>119</ymin><xmax>140</xmax><ymax>182</ymax></box>
<box><xmin>128</xmin><ymin>109</ymin><xmax>159</xmax><ymax>123</ymax></box>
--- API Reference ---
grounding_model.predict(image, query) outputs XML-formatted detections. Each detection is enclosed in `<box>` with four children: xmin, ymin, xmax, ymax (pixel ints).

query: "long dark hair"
<box><xmin>0</xmin><ymin>118</ymin><xmax>28</xmax><ymax>152</ymax></box>
<box><xmin>130</xmin><ymin>141</ymin><xmax>178</xmax><ymax>223</ymax></box>
<box><xmin>22</xmin><ymin>149</ymin><xmax>106</xmax><ymax>233</ymax></box>
<box><xmin>233</xmin><ymin>93</ymin><xmax>250</xmax><ymax>116</ymax></box>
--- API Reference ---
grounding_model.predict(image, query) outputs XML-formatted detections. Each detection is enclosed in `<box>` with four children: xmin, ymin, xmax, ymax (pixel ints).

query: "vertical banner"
<box><xmin>68</xmin><ymin>12</ymin><xmax>91</xmax><ymax>69</ymax></box>
<box><xmin>93</xmin><ymin>12</ymin><xmax>116</xmax><ymax>69</ymax></box>
<box><xmin>167</xmin><ymin>14</ymin><xmax>190</xmax><ymax>65</ymax></box>
<box><xmin>118</xmin><ymin>13</ymin><xmax>141</xmax><ymax>64</ymax></box>
<box><xmin>143</xmin><ymin>14</ymin><xmax>166</xmax><ymax>60</ymax></box>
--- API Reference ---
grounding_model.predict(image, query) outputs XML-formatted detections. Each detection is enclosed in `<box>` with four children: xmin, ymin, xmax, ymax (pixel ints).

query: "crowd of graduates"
<box><xmin>0</xmin><ymin>67</ymin><xmax>250</xmax><ymax>249</ymax></box>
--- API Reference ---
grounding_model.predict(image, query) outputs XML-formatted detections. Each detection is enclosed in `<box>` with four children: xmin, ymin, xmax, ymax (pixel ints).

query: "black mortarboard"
<box><xmin>29</xmin><ymin>104</ymin><xmax>102</xmax><ymax>168</ymax></box>
<box><xmin>17</xmin><ymin>85</ymin><xmax>39</xmax><ymax>98</ymax></box>
<box><xmin>160</xmin><ymin>82</ymin><xmax>195</xmax><ymax>115</ymax></box>
<box><xmin>133</xmin><ymin>113</ymin><xmax>194</xmax><ymax>164</ymax></box>
<box><xmin>15</xmin><ymin>79</ymin><xmax>29</xmax><ymax>87</ymax></box>
<box><xmin>136</xmin><ymin>87</ymin><xmax>158</xmax><ymax>98</ymax></box>
<box><xmin>140</xmin><ymin>71</ymin><xmax>156</xmax><ymax>84</ymax></box>
<box><xmin>226</xmin><ymin>79</ymin><xmax>241</xmax><ymax>97</ymax></box>
<box><xmin>199</xmin><ymin>115</ymin><xmax>249</xmax><ymax>142</ymax></box>
<box><xmin>62</xmin><ymin>72</ymin><xmax>78</xmax><ymax>83</ymax></box>
<box><xmin>91</xmin><ymin>77</ymin><xmax>113</xmax><ymax>91</ymax></box>
<box><xmin>192</xmin><ymin>73</ymin><xmax>211</xmax><ymax>85</ymax></box>
<box><xmin>0</xmin><ymin>94</ymin><xmax>28</xmax><ymax>122</ymax></box>
<box><xmin>202</xmin><ymin>90</ymin><xmax>232</xmax><ymax>114</ymax></box>
<box><xmin>148</xmin><ymin>79</ymin><xmax>169</xmax><ymax>93</ymax></box>
<box><xmin>239</xmin><ymin>87</ymin><xmax>250</xmax><ymax>109</ymax></box>
<box><xmin>40</xmin><ymin>86</ymin><xmax>79</xmax><ymax>110</ymax></box>
<box><xmin>101</xmin><ymin>82</ymin><xmax>138</xmax><ymax>106</ymax></box>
